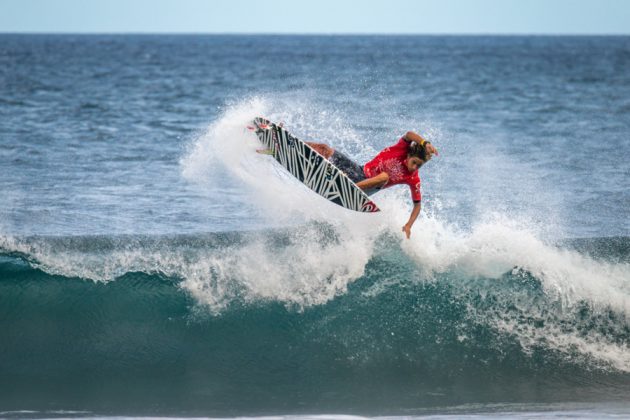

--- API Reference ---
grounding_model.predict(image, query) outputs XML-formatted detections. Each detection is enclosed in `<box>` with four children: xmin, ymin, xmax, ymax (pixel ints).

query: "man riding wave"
<box><xmin>306</xmin><ymin>131</ymin><xmax>437</xmax><ymax>239</ymax></box>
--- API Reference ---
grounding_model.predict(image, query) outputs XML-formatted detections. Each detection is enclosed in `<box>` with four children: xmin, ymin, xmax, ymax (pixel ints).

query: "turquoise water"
<box><xmin>1</xmin><ymin>35</ymin><xmax>629</xmax><ymax>417</ymax></box>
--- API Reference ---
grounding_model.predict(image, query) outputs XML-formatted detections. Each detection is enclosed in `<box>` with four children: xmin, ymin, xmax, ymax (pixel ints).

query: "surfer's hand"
<box><xmin>402</xmin><ymin>224</ymin><xmax>412</xmax><ymax>239</ymax></box>
<box><xmin>425</xmin><ymin>142</ymin><xmax>438</xmax><ymax>159</ymax></box>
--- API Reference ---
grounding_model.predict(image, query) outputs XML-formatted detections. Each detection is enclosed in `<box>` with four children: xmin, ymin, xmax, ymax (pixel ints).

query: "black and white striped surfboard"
<box><xmin>251</xmin><ymin>117</ymin><xmax>379</xmax><ymax>213</ymax></box>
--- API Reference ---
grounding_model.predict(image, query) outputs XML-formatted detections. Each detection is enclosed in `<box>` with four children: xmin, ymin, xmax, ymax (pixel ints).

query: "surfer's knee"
<box><xmin>307</xmin><ymin>142</ymin><xmax>334</xmax><ymax>159</ymax></box>
<box><xmin>323</xmin><ymin>145</ymin><xmax>334</xmax><ymax>157</ymax></box>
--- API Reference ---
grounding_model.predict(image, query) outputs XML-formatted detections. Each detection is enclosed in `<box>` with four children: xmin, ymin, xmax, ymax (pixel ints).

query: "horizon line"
<box><xmin>2</xmin><ymin>31</ymin><xmax>629</xmax><ymax>37</ymax></box>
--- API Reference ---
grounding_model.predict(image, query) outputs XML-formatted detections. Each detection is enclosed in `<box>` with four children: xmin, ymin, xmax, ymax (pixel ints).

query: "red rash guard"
<box><xmin>363</xmin><ymin>137</ymin><xmax>422</xmax><ymax>203</ymax></box>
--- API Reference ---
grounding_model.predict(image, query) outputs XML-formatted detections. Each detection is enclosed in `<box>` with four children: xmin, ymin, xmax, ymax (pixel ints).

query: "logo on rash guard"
<box><xmin>381</xmin><ymin>158</ymin><xmax>406</xmax><ymax>183</ymax></box>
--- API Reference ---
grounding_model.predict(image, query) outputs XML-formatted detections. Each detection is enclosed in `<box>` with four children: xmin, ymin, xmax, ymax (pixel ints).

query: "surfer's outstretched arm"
<box><xmin>402</xmin><ymin>202</ymin><xmax>421</xmax><ymax>239</ymax></box>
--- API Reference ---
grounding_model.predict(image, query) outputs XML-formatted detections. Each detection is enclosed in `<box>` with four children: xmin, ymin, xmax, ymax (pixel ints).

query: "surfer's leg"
<box><xmin>356</xmin><ymin>172</ymin><xmax>389</xmax><ymax>191</ymax></box>
<box><xmin>327</xmin><ymin>150</ymin><xmax>367</xmax><ymax>184</ymax></box>
<box><xmin>305</xmin><ymin>142</ymin><xmax>334</xmax><ymax>159</ymax></box>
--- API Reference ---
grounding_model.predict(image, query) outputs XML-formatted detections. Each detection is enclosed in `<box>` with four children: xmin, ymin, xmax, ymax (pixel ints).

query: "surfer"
<box><xmin>306</xmin><ymin>132</ymin><xmax>437</xmax><ymax>239</ymax></box>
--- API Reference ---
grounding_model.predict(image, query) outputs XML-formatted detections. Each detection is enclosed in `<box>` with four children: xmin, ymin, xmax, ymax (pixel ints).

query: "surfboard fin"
<box><xmin>256</xmin><ymin>149</ymin><xmax>274</xmax><ymax>155</ymax></box>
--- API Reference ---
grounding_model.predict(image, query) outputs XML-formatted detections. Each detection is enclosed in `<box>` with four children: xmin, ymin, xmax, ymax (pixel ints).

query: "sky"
<box><xmin>1</xmin><ymin>0</ymin><xmax>629</xmax><ymax>35</ymax></box>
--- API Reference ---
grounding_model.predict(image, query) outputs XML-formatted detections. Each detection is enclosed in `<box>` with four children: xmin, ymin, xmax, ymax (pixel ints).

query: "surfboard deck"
<box><xmin>250</xmin><ymin>117</ymin><xmax>380</xmax><ymax>213</ymax></box>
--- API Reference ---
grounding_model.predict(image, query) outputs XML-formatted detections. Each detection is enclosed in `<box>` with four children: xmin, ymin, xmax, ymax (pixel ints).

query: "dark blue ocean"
<box><xmin>1</xmin><ymin>35</ymin><xmax>629</xmax><ymax>418</ymax></box>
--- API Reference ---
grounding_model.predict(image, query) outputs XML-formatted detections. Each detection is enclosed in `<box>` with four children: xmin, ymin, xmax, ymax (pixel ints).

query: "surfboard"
<box><xmin>250</xmin><ymin>117</ymin><xmax>380</xmax><ymax>213</ymax></box>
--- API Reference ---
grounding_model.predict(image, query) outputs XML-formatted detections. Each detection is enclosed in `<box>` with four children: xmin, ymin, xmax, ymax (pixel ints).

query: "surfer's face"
<box><xmin>406</xmin><ymin>156</ymin><xmax>424</xmax><ymax>172</ymax></box>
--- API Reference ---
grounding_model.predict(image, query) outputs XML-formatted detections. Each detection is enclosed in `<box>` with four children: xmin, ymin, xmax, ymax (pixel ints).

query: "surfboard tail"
<box><xmin>361</xmin><ymin>200</ymin><xmax>380</xmax><ymax>213</ymax></box>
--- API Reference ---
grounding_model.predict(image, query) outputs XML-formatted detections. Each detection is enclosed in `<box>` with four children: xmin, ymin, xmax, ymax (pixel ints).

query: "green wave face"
<box><xmin>1</xmin><ymin>233</ymin><xmax>629</xmax><ymax>416</ymax></box>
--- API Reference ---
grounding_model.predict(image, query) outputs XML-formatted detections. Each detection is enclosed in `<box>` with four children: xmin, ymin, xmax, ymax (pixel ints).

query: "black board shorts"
<box><xmin>329</xmin><ymin>150</ymin><xmax>366</xmax><ymax>184</ymax></box>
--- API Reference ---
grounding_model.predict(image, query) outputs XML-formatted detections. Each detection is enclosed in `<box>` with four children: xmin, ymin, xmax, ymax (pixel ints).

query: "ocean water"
<box><xmin>0</xmin><ymin>35</ymin><xmax>629</xmax><ymax>418</ymax></box>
